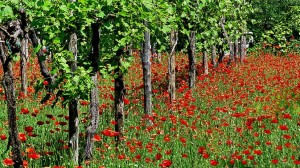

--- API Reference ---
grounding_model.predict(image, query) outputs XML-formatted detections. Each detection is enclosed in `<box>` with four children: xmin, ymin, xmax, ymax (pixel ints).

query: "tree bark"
<box><xmin>228</xmin><ymin>41</ymin><xmax>234</xmax><ymax>66</ymax></box>
<box><xmin>220</xmin><ymin>17</ymin><xmax>234</xmax><ymax>66</ymax></box>
<box><xmin>20</xmin><ymin>38</ymin><xmax>28</xmax><ymax>96</ymax></box>
<box><xmin>187</xmin><ymin>31</ymin><xmax>196</xmax><ymax>88</ymax></box>
<box><xmin>0</xmin><ymin>31</ymin><xmax>23</xmax><ymax>168</ymax></box>
<box><xmin>141</xmin><ymin>23</ymin><xmax>153</xmax><ymax>125</ymax></box>
<box><xmin>211</xmin><ymin>45</ymin><xmax>217</xmax><ymax>68</ymax></box>
<box><xmin>83</xmin><ymin>23</ymin><xmax>100</xmax><ymax>161</ymax></box>
<box><xmin>241</xmin><ymin>35</ymin><xmax>246</xmax><ymax>62</ymax></box>
<box><xmin>168</xmin><ymin>30</ymin><xmax>177</xmax><ymax>104</ymax></box>
<box><xmin>20</xmin><ymin>9</ymin><xmax>28</xmax><ymax>96</ymax></box>
<box><xmin>68</xmin><ymin>33</ymin><xmax>79</xmax><ymax>164</ymax></box>
<box><xmin>29</xmin><ymin>29</ymin><xmax>54</xmax><ymax>104</ymax></box>
<box><xmin>203</xmin><ymin>50</ymin><xmax>208</xmax><ymax>75</ymax></box>
<box><xmin>114</xmin><ymin>67</ymin><xmax>125</xmax><ymax>145</ymax></box>
<box><xmin>234</xmin><ymin>40</ymin><xmax>239</xmax><ymax>62</ymax></box>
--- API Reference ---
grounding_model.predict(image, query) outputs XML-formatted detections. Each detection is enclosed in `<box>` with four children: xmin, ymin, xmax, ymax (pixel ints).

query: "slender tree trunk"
<box><xmin>29</xmin><ymin>29</ymin><xmax>53</xmax><ymax>104</ymax></box>
<box><xmin>211</xmin><ymin>45</ymin><xmax>217</xmax><ymax>68</ymax></box>
<box><xmin>20</xmin><ymin>10</ymin><xmax>28</xmax><ymax>96</ymax></box>
<box><xmin>203</xmin><ymin>50</ymin><xmax>208</xmax><ymax>75</ymax></box>
<box><xmin>228</xmin><ymin>41</ymin><xmax>234</xmax><ymax>66</ymax></box>
<box><xmin>20</xmin><ymin>38</ymin><xmax>28</xmax><ymax>95</ymax></box>
<box><xmin>114</xmin><ymin>67</ymin><xmax>125</xmax><ymax>145</ymax></box>
<box><xmin>141</xmin><ymin>24</ymin><xmax>152</xmax><ymax>125</ymax></box>
<box><xmin>168</xmin><ymin>30</ymin><xmax>177</xmax><ymax>104</ymax></box>
<box><xmin>220</xmin><ymin>17</ymin><xmax>234</xmax><ymax>66</ymax></box>
<box><xmin>68</xmin><ymin>33</ymin><xmax>79</xmax><ymax>164</ymax></box>
<box><xmin>241</xmin><ymin>35</ymin><xmax>246</xmax><ymax>62</ymax></box>
<box><xmin>234</xmin><ymin>40</ymin><xmax>239</xmax><ymax>62</ymax></box>
<box><xmin>0</xmin><ymin>33</ymin><xmax>23</xmax><ymax>168</ymax></box>
<box><xmin>83</xmin><ymin>23</ymin><xmax>100</xmax><ymax>161</ymax></box>
<box><xmin>187</xmin><ymin>31</ymin><xmax>196</xmax><ymax>88</ymax></box>
<box><xmin>84</xmin><ymin>74</ymin><xmax>99</xmax><ymax>160</ymax></box>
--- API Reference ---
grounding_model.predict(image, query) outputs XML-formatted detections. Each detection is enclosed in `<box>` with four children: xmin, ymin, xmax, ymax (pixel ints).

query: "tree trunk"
<box><xmin>168</xmin><ymin>30</ymin><xmax>177</xmax><ymax>104</ymax></box>
<box><xmin>228</xmin><ymin>41</ymin><xmax>234</xmax><ymax>66</ymax></box>
<box><xmin>220</xmin><ymin>17</ymin><xmax>234</xmax><ymax>66</ymax></box>
<box><xmin>241</xmin><ymin>35</ymin><xmax>246</xmax><ymax>62</ymax></box>
<box><xmin>83</xmin><ymin>23</ymin><xmax>100</xmax><ymax>161</ymax></box>
<box><xmin>211</xmin><ymin>45</ymin><xmax>217</xmax><ymax>68</ymax></box>
<box><xmin>20</xmin><ymin>10</ymin><xmax>28</xmax><ymax>96</ymax></box>
<box><xmin>83</xmin><ymin>74</ymin><xmax>99</xmax><ymax>160</ymax></box>
<box><xmin>114</xmin><ymin>69</ymin><xmax>125</xmax><ymax>145</ymax></box>
<box><xmin>141</xmin><ymin>24</ymin><xmax>152</xmax><ymax>125</ymax></box>
<box><xmin>187</xmin><ymin>31</ymin><xmax>196</xmax><ymax>89</ymax></box>
<box><xmin>234</xmin><ymin>40</ymin><xmax>239</xmax><ymax>62</ymax></box>
<box><xmin>0</xmin><ymin>33</ymin><xmax>23</xmax><ymax>168</ymax></box>
<box><xmin>68</xmin><ymin>33</ymin><xmax>79</xmax><ymax>164</ymax></box>
<box><xmin>29</xmin><ymin>29</ymin><xmax>53</xmax><ymax>104</ymax></box>
<box><xmin>203</xmin><ymin>50</ymin><xmax>208</xmax><ymax>75</ymax></box>
<box><xmin>20</xmin><ymin>38</ymin><xmax>28</xmax><ymax>95</ymax></box>
<box><xmin>217</xmin><ymin>45</ymin><xmax>224</xmax><ymax>63</ymax></box>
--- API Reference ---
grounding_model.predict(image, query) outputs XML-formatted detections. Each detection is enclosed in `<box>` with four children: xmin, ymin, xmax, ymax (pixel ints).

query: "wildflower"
<box><xmin>3</xmin><ymin>158</ymin><xmax>14</xmax><ymax>166</ymax></box>
<box><xmin>159</xmin><ymin>160</ymin><xmax>172</xmax><ymax>167</ymax></box>
<box><xmin>28</xmin><ymin>153</ymin><xmax>40</xmax><ymax>159</ymax></box>
<box><xmin>0</xmin><ymin>134</ymin><xmax>7</xmax><ymax>140</ymax></box>
<box><xmin>279</xmin><ymin>125</ymin><xmax>288</xmax><ymax>131</ymax></box>
<box><xmin>124</xmin><ymin>98</ymin><xmax>130</xmax><ymax>105</ymax></box>
<box><xmin>210</xmin><ymin>160</ymin><xmax>218</xmax><ymax>166</ymax></box>
<box><xmin>43</xmin><ymin>80</ymin><xmax>49</xmax><ymax>86</ymax></box>
<box><xmin>24</xmin><ymin>126</ymin><xmax>33</xmax><ymax>133</ymax></box>
<box><xmin>272</xmin><ymin>159</ymin><xmax>279</xmax><ymax>164</ymax></box>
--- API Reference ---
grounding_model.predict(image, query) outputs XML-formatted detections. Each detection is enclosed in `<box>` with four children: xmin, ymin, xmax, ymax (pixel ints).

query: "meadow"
<box><xmin>0</xmin><ymin>50</ymin><xmax>300</xmax><ymax>168</ymax></box>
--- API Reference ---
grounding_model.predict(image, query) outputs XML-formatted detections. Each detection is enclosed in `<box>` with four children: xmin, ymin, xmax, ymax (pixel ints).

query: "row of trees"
<box><xmin>2</xmin><ymin>0</ymin><xmax>297</xmax><ymax>167</ymax></box>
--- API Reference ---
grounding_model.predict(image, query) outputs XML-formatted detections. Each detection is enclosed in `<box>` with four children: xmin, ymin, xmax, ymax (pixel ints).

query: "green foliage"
<box><xmin>249</xmin><ymin>0</ymin><xmax>300</xmax><ymax>49</ymax></box>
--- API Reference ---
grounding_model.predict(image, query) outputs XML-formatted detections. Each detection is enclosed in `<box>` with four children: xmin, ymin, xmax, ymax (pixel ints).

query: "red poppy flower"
<box><xmin>37</xmin><ymin>121</ymin><xmax>44</xmax><ymax>125</ymax></box>
<box><xmin>159</xmin><ymin>160</ymin><xmax>172</xmax><ymax>167</ymax></box>
<box><xmin>124</xmin><ymin>98</ymin><xmax>130</xmax><ymax>105</ymax></box>
<box><xmin>279</xmin><ymin>125</ymin><xmax>288</xmax><ymax>131</ymax></box>
<box><xmin>294</xmin><ymin>160</ymin><xmax>300</xmax><ymax>165</ymax></box>
<box><xmin>118</xmin><ymin>154</ymin><xmax>125</xmax><ymax>160</ymax></box>
<box><xmin>198</xmin><ymin>146</ymin><xmax>205</xmax><ymax>154</ymax></box>
<box><xmin>210</xmin><ymin>160</ymin><xmax>219</xmax><ymax>166</ymax></box>
<box><xmin>282</xmin><ymin>134</ymin><xmax>292</xmax><ymax>139</ymax></box>
<box><xmin>242</xmin><ymin>160</ymin><xmax>247</xmax><ymax>165</ymax></box>
<box><xmin>0</xmin><ymin>134</ymin><xmax>7</xmax><ymax>140</ymax></box>
<box><xmin>253</xmin><ymin>150</ymin><xmax>262</xmax><ymax>155</ymax></box>
<box><xmin>21</xmin><ymin>108</ymin><xmax>29</xmax><ymax>114</ymax></box>
<box><xmin>101</xmin><ymin>129</ymin><xmax>119</xmax><ymax>137</ymax></box>
<box><xmin>272</xmin><ymin>159</ymin><xmax>278</xmax><ymax>164</ymax></box>
<box><xmin>202</xmin><ymin>153</ymin><xmax>210</xmax><ymax>159</ymax></box>
<box><xmin>264</xmin><ymin>129</ymin><xmax>271</xmax><ymax>134</ymax></box>
<box><xmin>59</xmin><ymin>122</ymin><xmax>67</xmax><ymax>126</ymax></box>
<box><xmin>43</xmin><ymin>80</ymin><xmax>49</xmax><ymax>86</ymax></box>
<box><xmin>28</xmin><ymin>153</ymin><xmax>40</xmax><ymax>159</ymax></box>
<box><xmin>163</xmin><ymin>135</ymin><xmax>170</xmax><ymax>142</ymax></box>
<box><xmin>24</xmin><ymin>126</ymin><xmax>33</xmax><ymax>133</ymax></box>
<box><xmin>283</xmin><ymin>113</ymin><xmax>292</xmax><ymax>119</ymax></box>
<box><xmin>92</xmin><ymin>134</ymin><xmax>101</xmax><ymax>142</ymax></box>
<box><xmin>23</xmin><ymin>160</ymin><xmax>28</xmax><ymax>167</ymax></box>
<box><xmin>182</xmin><ymin>153</ymin><xmax>188</xmax><ymax>158</ymax></box>
<box><xmin>80</xmin><ymin>101</ymin><xmax>89</xmax><ymax>106</ymax></box>
<box><xmin>3</xmin><ymin>158</ymin><xmax>14</xmax><ymax>166</ymax></box>
<box><xmin>155</xmin><ymin>153</ymin><xmax>162</xmax><ymax>160</ymax></box>
<box><xmin>19</xmin><ymin>133</ymin><xmax>27</xmax><ymax>142</ymax></box>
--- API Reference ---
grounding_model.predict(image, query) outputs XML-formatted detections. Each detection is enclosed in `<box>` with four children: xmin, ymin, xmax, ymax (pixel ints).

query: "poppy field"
<box><xmin>0</xmin><ymin>49</ymin><xmax>299</xmax><ymax>168</ymax></box>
